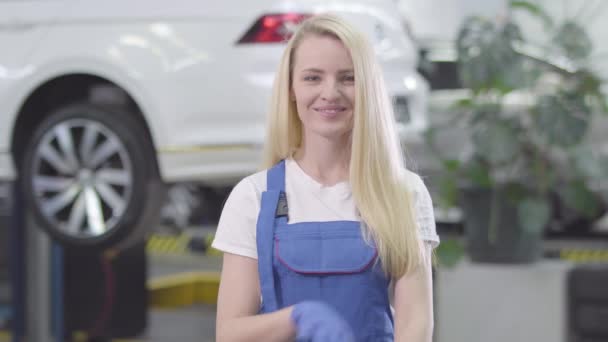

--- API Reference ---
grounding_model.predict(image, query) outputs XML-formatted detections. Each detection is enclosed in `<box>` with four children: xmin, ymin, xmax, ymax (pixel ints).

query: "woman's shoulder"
<box><xmin>231</xmin><ymin>168</ymin><xmax>267</xmax><ymax>198</ymax></box>
<box><xmin>401</xmin><ymin>168</ymin><xmax>428</xmax><ymax>194</ymax></box>
<box><xmin>402</xmin><ymin>168</ymin><xmax>440</xmax><ymax>246</ymax></box>
<box><xmin>232</xmin><ymin>160</ymin><xmax>293</xmax><ymax>196</ymax></box>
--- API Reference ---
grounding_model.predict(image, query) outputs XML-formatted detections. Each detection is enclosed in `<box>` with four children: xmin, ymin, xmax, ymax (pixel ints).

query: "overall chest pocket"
<box><xmin>274</xmin><ymin>222</ymin><xmax>377</xmax><ymax>275</ymax></box>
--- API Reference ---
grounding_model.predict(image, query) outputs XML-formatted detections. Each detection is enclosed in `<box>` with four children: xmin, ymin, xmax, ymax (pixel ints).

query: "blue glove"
<box><xmin>291</xmin><ymin>301</ymin><xmax>355</xmax><ymax>342</ymax></box>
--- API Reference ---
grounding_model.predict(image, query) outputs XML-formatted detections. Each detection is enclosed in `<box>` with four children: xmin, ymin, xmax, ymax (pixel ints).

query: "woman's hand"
<box><xmin>291</xmin><ymin>301</ymin><xmax>355</xmax><ymax>342</ymax></box>
<box><xmin>216</xmin><ymin>252</ymin><xmax>296</xmax><ymax>342</ymax></box>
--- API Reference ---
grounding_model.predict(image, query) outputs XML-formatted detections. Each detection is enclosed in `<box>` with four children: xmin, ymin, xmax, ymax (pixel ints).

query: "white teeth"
<box><xmin>318</xmin><ymin>109</ymin><xmax>343</xmax><ymax>114</ymax></box>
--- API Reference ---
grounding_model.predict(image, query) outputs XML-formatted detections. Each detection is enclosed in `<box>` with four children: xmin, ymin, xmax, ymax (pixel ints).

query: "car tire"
<box><xmin>20</xmin><ymin>102</ymin><xmax>161</xmax><ymax>250</ymax></box>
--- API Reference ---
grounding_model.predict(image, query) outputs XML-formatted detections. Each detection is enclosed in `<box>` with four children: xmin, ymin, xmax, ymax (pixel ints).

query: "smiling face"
<box><xmin>291</xmin><ymin>34</ymin><xmax>355</xmax><ymax>143</ymax></box>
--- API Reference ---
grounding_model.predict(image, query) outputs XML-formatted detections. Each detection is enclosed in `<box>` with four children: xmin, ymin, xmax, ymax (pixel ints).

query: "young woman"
<box><xmin>213</xmin><ymin>14</ymin><xmax>439</xmax><ymax>342</ymax></box>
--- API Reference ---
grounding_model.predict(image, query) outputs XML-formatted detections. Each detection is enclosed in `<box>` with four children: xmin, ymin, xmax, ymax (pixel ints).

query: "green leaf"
<box><xmin>534</xmin><ymin>94</ymin><xmax>590</xmax><ymax>146</ymax></box>
<box><xmin>464</xmin><ymin>159</ymin><xmax>493</xmax><ymax>188</ymax></box>
<box><xmin>509</xmin><ymin>1</ymin><xmax>553</xmax><ymax>29</ymax></box>
<box><xmin>435</xmin><ymin>238</ymin><xmax>465</xmax><ymax>268</ymax></box>
<box><xmin>456</xmin><ymin>17</ymin><xmax>525</xmax><ymax>92</ymax></box>
<box><xmin>552</xmin><ymin>21</ymin><xmax>593</xmax><ymax>62</ymax></box>
<box><xmin>469</xmin><ymin>103</ymin><xmax>502</xmax><ymax>125</ymax></box>
<box><xmin>575</xmin><ymin>70</ymin><xmax>603</xmax><ymax>95</ymax></box>
<box><xmin>601</xmin><ymin>156</ymin><xmax>608</xmax><ymax>176</ymax></box>
<box><xmin>451</xmin><ymin>98</ymin><xmax>474</xmax><ymax>110</ymax></box>
<box><xmin>423</xmin><ymin>127</ymin><xmax>443</xmax><ymax>161</ymax></box>
<box><xmin>571</xmin><ymin>147</ymin><xmax>607</xmax><ymax>179</ymax></box>
<box><xmin>442</xmin><ymin>159</ymin><xmax>461</xmax><ymax>172</ymax></box>
<box><xmin>438</xmin><ymin>175</ymin><xmax>458</xmax><ymax>208</ymax></box>
<box><xmin>423</xmin><ymin>126</ymin><xmax>436</xmax><ymax>147</ymax></box>
<box><xmin>517</xmin><ymin>197</ymin><xmax>551</xmax><ymax>235</ymax></box>
<box><xmin>558</xmin><ymin>182</ymin><xmax>602</xmax><ymax>219</ymax></box>
<box><xmin>504</xmin><ymin>182</ymin><xmax>528</xmax><ymax>204</ymax></box>
<box><xmin>472</xmin><ymin>120</ymin><xmax>520</xmax><ymax>164</ymax></box>
<box><xmin>603</xmin><ymin>94</ymin><xmax>608</xmax><ymax>114</ymax></box>
<box><xmin>580</xmin><ymin>84</ymin><xmax>608</xmax><ymax>115</ymax></box>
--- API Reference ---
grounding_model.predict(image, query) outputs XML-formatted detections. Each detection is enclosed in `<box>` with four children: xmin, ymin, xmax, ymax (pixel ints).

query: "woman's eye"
<box><xmin>303</xmin><ymin>75</ymin><xmax>320</xmax><ymax>81</ymax></box>
<box><xmin>342</xmin><ymin>75</ymin><xmax>355</xmax><ymax>83</ymax></box>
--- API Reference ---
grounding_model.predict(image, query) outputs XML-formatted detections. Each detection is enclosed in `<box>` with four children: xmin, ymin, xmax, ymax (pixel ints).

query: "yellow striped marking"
<box><xmin>559</xmin><ymin>249</ymin><xmax>608</xmax><ymax>263</ymax></box>
<box><xmin>148</xmin><ymin>272</ymin><xmax>221</xmax><ymax>308</ymax></box>
<box><xmin>146</xmin><ymin>234</ymin><xmax>190</xmax><ymax>255</ymax></box>
<box><xmin>146</xmin><ymin>233</ymin><xmax>222</xmax><ymax>256</ymax></box>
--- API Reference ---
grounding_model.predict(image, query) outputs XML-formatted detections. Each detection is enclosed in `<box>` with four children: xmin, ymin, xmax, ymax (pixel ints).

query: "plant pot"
<box><xmin>459</xmin><ymin>186</ymin><xmax>543</xmax><ymax>264</ymax></box>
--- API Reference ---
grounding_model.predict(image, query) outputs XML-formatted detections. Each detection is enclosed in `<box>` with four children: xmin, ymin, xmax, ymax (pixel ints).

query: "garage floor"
<box><xmin>143</xmin><ymin>306</ymin><xmax>216</xmax><ymax>342</ymax></box>
<box><xmin>142</xmin><ymin>252</ymin><xmax>221</xmax><ymax>342</ymax></box>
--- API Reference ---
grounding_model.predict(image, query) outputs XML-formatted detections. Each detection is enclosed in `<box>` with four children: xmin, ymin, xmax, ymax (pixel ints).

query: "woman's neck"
<box><xmin>293</xmin><ymin>135</ymin><xmax>351</xmax><ymax>186</ymax></box>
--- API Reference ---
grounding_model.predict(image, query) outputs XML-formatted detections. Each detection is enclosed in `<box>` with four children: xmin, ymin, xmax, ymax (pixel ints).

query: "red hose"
<box><xmin>88</xmin><ymin>253</ymin><xmax>115</xmax><ymax>338</ymax></box>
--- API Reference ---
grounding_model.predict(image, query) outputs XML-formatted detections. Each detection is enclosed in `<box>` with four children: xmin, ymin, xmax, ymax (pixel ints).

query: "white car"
<box><xmin>0</xmin><ymin>0</ymin><xmax>429</xmax><ymax>249</ymax></box>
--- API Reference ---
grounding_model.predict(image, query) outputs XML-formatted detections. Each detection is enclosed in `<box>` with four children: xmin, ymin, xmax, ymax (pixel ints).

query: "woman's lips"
<box><xmin>314</xmin><ymin>106</ymin><xmax>347</xmax><ymax>118</ymax></box>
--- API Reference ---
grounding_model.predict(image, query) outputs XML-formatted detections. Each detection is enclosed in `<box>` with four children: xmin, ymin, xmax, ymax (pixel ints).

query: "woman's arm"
<box><xmin>393</xmin><ymin>243</ymin><xmax>435</xmax><ymax>342</ymax></box>
<box><xmin>216</xmin><ymin>252</ymin><xmax>296</xmax><ymax>342</ymax></box>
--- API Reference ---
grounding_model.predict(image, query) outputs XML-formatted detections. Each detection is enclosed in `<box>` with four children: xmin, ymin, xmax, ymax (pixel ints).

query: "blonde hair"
<box><xmin>262</xmin><ymin>14</ymin><xmax>425</xmax><ymax>278</ymax></box>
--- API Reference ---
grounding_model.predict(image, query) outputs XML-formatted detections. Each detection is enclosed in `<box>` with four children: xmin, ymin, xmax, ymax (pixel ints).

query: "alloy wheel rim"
<box><xmin>31</xmin><ymin>118</ymin><xmax>134</xmax><ymax>239</ymax></box>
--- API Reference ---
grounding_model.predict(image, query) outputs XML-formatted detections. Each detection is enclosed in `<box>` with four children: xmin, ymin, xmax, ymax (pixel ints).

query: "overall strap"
<box><xmin>267</xmin><ymin>159</ymin><xmax>286</xmax><ymax>191</ymax></box>
<box><xmin>256</xmin><ymin>160</ymin><xmax>288</xmax><ymax>312</ymax></box>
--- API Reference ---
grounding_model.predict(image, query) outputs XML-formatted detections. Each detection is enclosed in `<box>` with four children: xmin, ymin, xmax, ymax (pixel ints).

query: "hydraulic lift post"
<box><xmin>9</xmin><ymin>178</ymin><xmax>62</xmax><ymax>342</ymax></box>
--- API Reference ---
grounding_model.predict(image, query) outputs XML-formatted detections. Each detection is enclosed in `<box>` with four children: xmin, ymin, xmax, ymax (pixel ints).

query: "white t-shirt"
<box><xmin>212</xmin><ymin>158</ymin><xmax>440</xmax><ymax>259</ymax></box>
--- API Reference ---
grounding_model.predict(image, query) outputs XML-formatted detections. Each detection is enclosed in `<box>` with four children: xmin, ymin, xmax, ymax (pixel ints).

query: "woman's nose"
<box><xmin>320</xmin><ymin>79</ymin><xmax>340</xmax><ymax>101</ymax></box>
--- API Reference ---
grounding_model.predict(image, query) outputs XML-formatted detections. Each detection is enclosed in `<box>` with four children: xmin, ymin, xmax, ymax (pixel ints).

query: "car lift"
<box><xmin>3</xmin><ymin>176</ymin><xmax>159</xmax><ymax>342</ymax></box>
<box><xmin>2</xmin><ymin>179</ymin><xmax>62</xmax><ymax>342</ymax></box>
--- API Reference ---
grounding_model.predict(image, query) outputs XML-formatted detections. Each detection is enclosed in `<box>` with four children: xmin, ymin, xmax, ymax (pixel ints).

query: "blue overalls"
<box><xmin>256</xmin><ymin>160</ymin><xmax>394</xmax><ymax>341</ymax></box>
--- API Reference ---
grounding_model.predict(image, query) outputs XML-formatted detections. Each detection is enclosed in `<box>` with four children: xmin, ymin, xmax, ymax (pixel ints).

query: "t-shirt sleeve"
<box><xmin>211</xmin><ymin>177</ymin><xmax>260</xmax><ymax>259</ymax></box>
<box><xmin>412</xmin><ymin>174</ymin><xmax>440</xmax><ymax>248</ymax></box>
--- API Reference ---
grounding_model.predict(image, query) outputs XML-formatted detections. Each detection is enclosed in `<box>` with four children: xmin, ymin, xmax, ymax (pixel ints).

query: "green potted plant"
<box><xmin>428</xmin><ymin>0</ymin><xmax>608</xmax><ymax>265</ymax></box>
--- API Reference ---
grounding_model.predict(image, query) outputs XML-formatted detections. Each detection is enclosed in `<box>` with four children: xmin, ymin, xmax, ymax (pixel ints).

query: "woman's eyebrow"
<box><xmin>301</xmin><ymin>68</ymin><xmax>324</xmax><ymax>73</ymax></box>
<box><xmin>300</xmin><ymin>68</ymin><xmax>354</xmax><ymax>73</ymax></box>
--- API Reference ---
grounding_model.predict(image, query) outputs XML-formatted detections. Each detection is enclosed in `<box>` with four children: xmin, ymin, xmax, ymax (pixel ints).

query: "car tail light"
<box><xmin>237</xmin><ymin>13</ymin><xmax>312</xmax><ymax>44</ymax></box>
